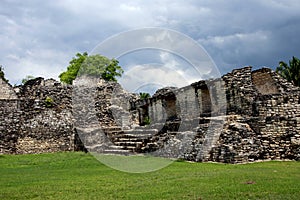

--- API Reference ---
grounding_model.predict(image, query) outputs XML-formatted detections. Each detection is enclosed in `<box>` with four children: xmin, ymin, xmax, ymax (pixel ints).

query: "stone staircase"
<box><xmin>86</xmin><ymin>127</ymin><xmax>158</xmax><ymax>155</ymax></box>
<box><xmin>84</xmin><ymin>116</ymin><xmax>225</xmax><ymax>158</ymax></box>
<box><xmin>196</xmin><ymin>116</ymin><xmax>226</xmax><ymax>161</ymax></box>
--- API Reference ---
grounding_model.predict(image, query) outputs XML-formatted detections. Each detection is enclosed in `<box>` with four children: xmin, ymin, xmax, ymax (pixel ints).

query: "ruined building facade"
<box><xmin>0</xmin><ymin>67</ymin><xmax>299</xmax><ymax>163</ymax></box>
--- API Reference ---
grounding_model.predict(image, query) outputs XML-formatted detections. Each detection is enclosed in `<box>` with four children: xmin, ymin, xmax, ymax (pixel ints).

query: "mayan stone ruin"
<box><xmin>0</xmin><ymin>66</ymin><xmax>299</xmax><ymax>163</ymax></box>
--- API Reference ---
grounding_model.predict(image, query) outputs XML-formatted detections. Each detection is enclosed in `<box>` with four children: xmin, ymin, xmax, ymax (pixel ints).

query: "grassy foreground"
<box><xmin>0</xmin><ymin>152</ymin><xmax>299</xmax><ymax>200</ymax></box>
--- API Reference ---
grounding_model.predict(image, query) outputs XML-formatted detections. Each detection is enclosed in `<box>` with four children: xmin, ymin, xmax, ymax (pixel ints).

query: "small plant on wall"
<box><xmin>139</xmin><ymin>92</ymin><xmax>151</xmax><ymax>100</ymax></box>
<box><xmin>143</xmin><ymin>116</ymin><xmax>151</xmax><ymax>125</ymax></box>
<box><xmin>44</xmin><ymin>96</ymin><xmax>55</xmax><ymax>108</ymax></box>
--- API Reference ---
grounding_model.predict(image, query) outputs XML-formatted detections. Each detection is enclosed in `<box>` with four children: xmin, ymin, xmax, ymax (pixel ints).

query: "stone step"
<box><xmin>128</xmin><ymin>133</ymin><xmax>153</xmax><ymax>138</ymax></box>
<box><xmin>85</xmin><ymin>144</ymin><xmax>123</xmax><ymax>150</ymax></box>
<box><xmin>106</xmin><ymin>130</ymin><xmax>124</xmax><ymax>135</ymax></box>
<box><xmin>115</xmin><ymin>137</ymin><xmax>146</xmax><ymax>142</ymax></box>
<box><xmin>114</xmin><ymin>141</ymin><xmax>143</xmax><ymax>146</ymax></box>
<box><xmin>86</xmin><ymin>144</ymin><xmax>133</xmax><ymax>155</ymax></box>
<box><xmin>108</xmin><ymin>145</ymin><xmax>126</xmax><ymax>149</ymax></box>
<box><xmin>111</xmin><ymin>133</ymin><xmax>153</xmax><ymax>139</ymax></box>
<box><xmin>142</xmin><ymin>143</ymin><xmax>158</xmax><ymax>148</ymax></box>
<box><xmin>124</xmin><ymin>129</ymin><xmax>158</xmax><ymax>135</ymax></box>
<box><xmin>102</xmin><ymin>126</ymin><xmax>122</xmax><ymax>130</ymax></box>
<box><xmin>122</xmin><ymin>146</ymin><xmax>137</xmax><ymax>150</ymax></box>
<box><xmin>165</xmin><ymin>131</ymin><xmax>178</xmax><ymax>135</ymax></box>
<box><xmin>101</xmin><ymin>149</ymin><xmax>132</xmax><ymax>155</ymax></box>
<box><xmin>102</xmin><ymin>126</ymin><xmax>123</xmax><ymax>133</ymax></box>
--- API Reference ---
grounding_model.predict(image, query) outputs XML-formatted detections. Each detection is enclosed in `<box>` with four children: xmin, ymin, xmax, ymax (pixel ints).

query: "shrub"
<box><xmin>143</xmin><ymin>116</ymin><xmax>151</xmax><ymax>125</ymax></box>
<box><xmin>44</xmin><ymin>96</ymin><xmax>54</xmax><ymax>108</ymax></box>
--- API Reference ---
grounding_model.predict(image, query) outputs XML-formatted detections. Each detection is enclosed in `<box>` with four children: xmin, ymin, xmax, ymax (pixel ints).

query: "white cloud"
<box><xmin>118</xmin><ymin>64</ymin><xmax>189</xmax><ymax>93</ymax></box>
<box><xmin>117</xmin><ymin>49</ymin><xmax>214</xmax><ymax>94</ymax></box>
<box><xmin>119</xmin><ymin>4</ymin><xmax>141</xmax><ymax>12</ymax></box>
<box><xmin>3</xmin><ymin>48</ymin><xmax>71</xmax><ymax>84</ymax></box>
<box><xmin>159</xmin><ymin>52</ymin><xmax>179</xmax><ymax>68</ymax></box>
<box><xmin>0</xmin><ymin>0</ymin><xmax>300</xmax><ymax>84</ymax></box>
<box><xmin>201</xmin><ymin>31</ymin><xmax>270</xmax><ymax>48</ymax></box>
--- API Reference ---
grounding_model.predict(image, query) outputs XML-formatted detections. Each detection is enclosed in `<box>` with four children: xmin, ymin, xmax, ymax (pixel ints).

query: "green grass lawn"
<box><xmin>0</xmin><ymin>152</ymin><xmax>299</xmax><ymax>200</ymax></box>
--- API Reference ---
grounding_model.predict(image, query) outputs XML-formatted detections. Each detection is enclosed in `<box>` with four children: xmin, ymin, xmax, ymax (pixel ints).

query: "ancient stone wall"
<box><xmin>252</xmin><ymin>69</ymin><xmax>279</xmax><ymax>94</ymax></box>
<box><xmin>0</xmin><ymin>77</ymin><xmax>76</xmax><ymax>154</ymax></box>
<box><xmin>0</xmin><ymin>100</ymin><xmax>19</xmax><ymax>154</ymax></box>
<box><xmin>0</xmin><ymin>78</ymin><xmax>18</xmax><ymax>100</ymax></box>
<box><xmin>0</xmin><ymin>67</ymin><xmax>299</xmax><ymax>163</ymax></box>
<box><xmin>133</xmin><ymin>66</ymin><xmax>300</xmax><ymax>163</ymax></box>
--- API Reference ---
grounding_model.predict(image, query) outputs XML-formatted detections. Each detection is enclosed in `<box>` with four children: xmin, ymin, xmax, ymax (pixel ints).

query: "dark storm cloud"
<box><xmin>0</xmin><ymin>0</ymin><xmax>299</xmax><ymax>84</ymax></box>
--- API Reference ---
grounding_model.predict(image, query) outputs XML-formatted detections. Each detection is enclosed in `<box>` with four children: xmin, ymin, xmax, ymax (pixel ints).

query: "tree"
<box><xmin>22</xmin><ymin>75</ymin><xmax>35</xmax><ymax>84</ymax></box>
<box><xmin>276</xmin><ymin>56</ymin><xmax>300</xmax><ymax>87</ymax></box>
<box><xmin>59</xmin><ymin>52</ymin><xmax>88</xmax><ymax>84</ymax></box>
<box><xmin>139</xmin><ymin>92</ymin><xmax>151</xmax><ymax>100</ymax></box>
<box><xmin>79</xmin><ymin>54</ymin><xmax>123</xmax><ymax>81</ymax></box>
<box><xmin>0</xmin><ymin>65</ymin><xmax>9</xmax><ymax>83</ymax></box>
<box><xmin>59</xmin><ymin>52</ymin><xmax>123</xmax><ymax>84</ymax></box>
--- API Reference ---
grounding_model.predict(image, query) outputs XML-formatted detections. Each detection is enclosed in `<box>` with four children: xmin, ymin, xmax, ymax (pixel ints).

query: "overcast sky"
<box><xmin>1</xmin><ymin>0</ymin><xmax>300</xmax><ymax>87</ymax></box>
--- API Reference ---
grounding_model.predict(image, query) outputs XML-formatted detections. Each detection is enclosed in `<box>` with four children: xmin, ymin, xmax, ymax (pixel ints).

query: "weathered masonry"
<box><xmin>0</xmin><ymin>78</ymin><xmax>76</xmax><ymax>154</ymax></box>
<box><xmin>0</xmin><ymin>67</ymin><xmax>299</xmax><ymax>163</ymax></box>
<box><xmin>129</xmin><ymin>67</ymin><xmax>300</xmax><ymax>162</ymax></box>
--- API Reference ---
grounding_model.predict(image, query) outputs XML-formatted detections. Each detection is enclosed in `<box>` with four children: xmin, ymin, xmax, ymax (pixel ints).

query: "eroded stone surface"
<box><xmin>0</xmin><ymin>67</ymin><xmax>299</xmax><ymax>163</ymax></box>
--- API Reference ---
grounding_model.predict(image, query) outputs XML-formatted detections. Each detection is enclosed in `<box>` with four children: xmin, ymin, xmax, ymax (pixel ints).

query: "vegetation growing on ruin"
<box><xmin>59</xmin><ymin>52</ymin><xmax>88</xmax><ymax>84</ymax></box>
<box><xmin>44</xmin><ymin>96</ymin><xmax>54</xmax><ymax>108</ymax></box>
<box><xmin>21</xmin><ymin>75</ymin><xmax>36</xmax><ymax>85</ymax></box>
<box><xmin>139</xmin><ymin>92</ymin><xmax>151</xmax><ymax>99</ymax></box>
<box><xmin>143</xmin><ymin>116</ymin><xmax>151</xmax><ymax>125</ymax></box>
<box><xmin>0</xmin><ymin>65</ymin><xmax>9</xmax><ymax>83</ymax></box>
<box><xmin>0</xmin><ymin>152</ymin><xmax>299</xmax><ymax>200</ymax></box>
<box><xmin>59</xmin><ymin>52</ymin><xmax>123</xmax><ymax>84</ymax></box>
<box><xmin>276</xmin><ymin>56</ymin><xmax>300</xmax><ymax>87</ymax></box>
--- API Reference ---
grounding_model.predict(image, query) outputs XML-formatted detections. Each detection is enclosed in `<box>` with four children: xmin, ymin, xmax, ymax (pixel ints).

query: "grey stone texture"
<box><xmin>0</xmin><ymin>66</ymin><xmax>299</xmax><ymax>163</ymax></box>
<box><xmin>0</xmin><ymin>77</ymin><xmax>75</xmax><ymax>154</ymax></box>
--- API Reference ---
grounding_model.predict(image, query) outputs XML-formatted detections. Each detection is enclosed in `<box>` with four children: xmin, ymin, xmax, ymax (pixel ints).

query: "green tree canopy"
<box><xmin>59</xmin><ymin>52</ymin><xmax>88</xmax><ymax>84</ymax></box>
<box><xmin>0</xmin><ymin>65</ymin><xmax>9</xmax><ymax>83</ymax></box>
<box><xmin>22</xmin><ymin>75</ymin><xmax>36</xmax><ymax>85</ymax></box>
<box><xmin>139</xmin><ymin>92</ymin><xmax>151</xmax><ymax>100</ymax></box>
<box><xmin>59</xmin><ymin>52</ymin><xmax>123</xmax><ymax>84</ymax></box>
<box><xmin>276</xmin><ymin>56</ymin><xmax>300</xmax><ymax>87</ymax></box>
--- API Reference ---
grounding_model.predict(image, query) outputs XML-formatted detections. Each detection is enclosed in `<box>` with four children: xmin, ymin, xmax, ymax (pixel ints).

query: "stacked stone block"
<box><xmin>0</xmin><ymin>66</ymin><xmax>299</xmax><ymax>163</ymax></box>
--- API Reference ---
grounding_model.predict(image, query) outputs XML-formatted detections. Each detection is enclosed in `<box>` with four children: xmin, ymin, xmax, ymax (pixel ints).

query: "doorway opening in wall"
<box><xmin>139</xmin><ymin>105</ymin><xmax>150</xmax><ymax>126</ymax></box>
<box><xmin>165</xmin><ymin>96</ymin><xmax>178</xmax><ymax>121</ymax></box>
<box><xmin>200</xmin><ymin>85</ymin><xmax>212</xmax><ymax>117</ymax></box>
